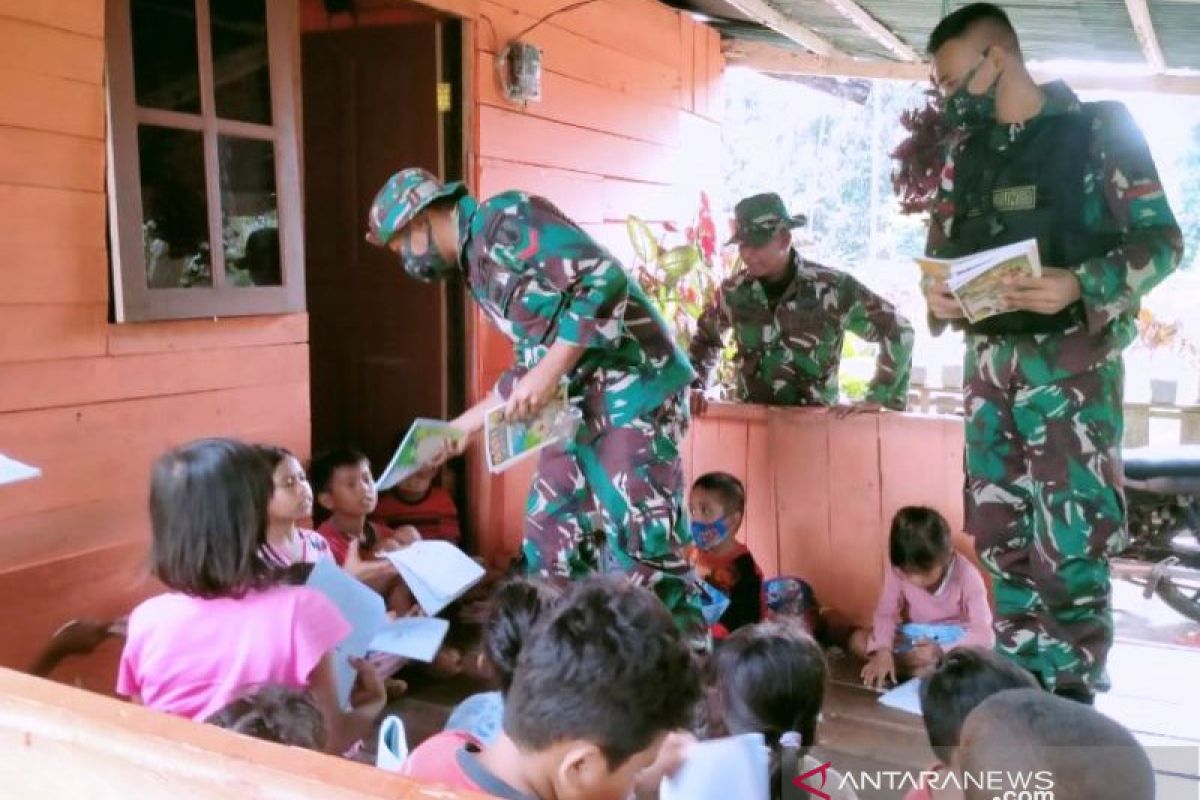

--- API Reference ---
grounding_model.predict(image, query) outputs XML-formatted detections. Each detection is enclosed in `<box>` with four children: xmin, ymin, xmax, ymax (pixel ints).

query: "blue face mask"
<box><xmin>691</xmin><ymin>517</ymin><xmax>731</xmax><ymax>551</ymax></box>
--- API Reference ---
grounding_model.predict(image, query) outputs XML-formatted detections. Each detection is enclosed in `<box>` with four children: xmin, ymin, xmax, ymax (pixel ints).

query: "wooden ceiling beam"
<box><xmin>1124</xmin><ymin>0</ymin><xmax>1167</xmax><ymax>72</ymax></box>
<box><xmin>723</xmin><ymin>40</ymin><xmax>1200</xmax><ymax>96</ymax></box>
<box><xmin>818</xmin><ymin>0</ymin><xmax>919</xmax><ymax>62</ymax></box>
<box><xmin>721</xmin><ymin>0</ymin><xmax>845</xmax><ymax>57</ymax></box>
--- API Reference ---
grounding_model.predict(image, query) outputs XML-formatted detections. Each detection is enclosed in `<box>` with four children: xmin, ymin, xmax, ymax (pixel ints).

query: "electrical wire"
<box><xmin>513</xmin><ymin>0</ymin><xmax>601</xmax><ymax>41</ymax></box>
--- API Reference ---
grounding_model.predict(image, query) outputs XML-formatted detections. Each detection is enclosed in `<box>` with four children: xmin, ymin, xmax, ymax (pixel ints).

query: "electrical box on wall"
<box><xmin>498</xmin><ymin>41</ymin><xmax>542</xmax><ymax>104</ymax></box>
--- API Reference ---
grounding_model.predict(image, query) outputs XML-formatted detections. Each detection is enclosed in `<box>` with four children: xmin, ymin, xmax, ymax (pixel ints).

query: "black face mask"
<box><xmin>942</xmin><ymin>57</ymin><xmax>1000</xmax><ymax>130</ymax></box>
<box><xmin>397</xmin><ymin>216</ymin><xmax>457</xmax><ymax>282</ymax></box>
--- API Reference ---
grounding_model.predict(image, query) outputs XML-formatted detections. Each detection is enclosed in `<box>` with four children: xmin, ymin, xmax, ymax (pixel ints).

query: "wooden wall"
<box><xmin>465</xmin><ymin>0</ymin><xmax>725</xmax><ymax>562</ymax></box>
<box><xmin>0</xmin><ymin>1</ymin><xmax>311</xmax><ymax>679</ymax></box>
<box><xmin>685</xmin><ymin>405</ymin><xmax>971</xmax><ymax>625</ymax></box>
<box><xmin>0</xmin><ymin>668</ymin><xmax>487</xmax><ymax>799</ymax></box>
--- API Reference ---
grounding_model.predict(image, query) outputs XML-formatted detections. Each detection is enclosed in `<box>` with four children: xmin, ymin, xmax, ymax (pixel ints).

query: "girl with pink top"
<box><xmin>258</xmin><ymin>445</ymin><xmax>332</xmax><ymax>566</ymax></box>
<box><xmin>854</xmin><ymin>506</ymin><xmax>994</xmax><ymax>689</ymax></box>
<box><xmin>117</xmin><ymin>438</ymin><xmax>385</xmax><ymax>754</ymax></box>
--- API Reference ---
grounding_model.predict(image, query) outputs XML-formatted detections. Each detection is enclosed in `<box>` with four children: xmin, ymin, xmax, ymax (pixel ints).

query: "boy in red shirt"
<box><xmin>687</xmin><ymin>472</ymin><xmax>763</xmax><ymax>639</ymax></box>
<box><xmin>371</xmin><ymin>464</ymin><xmax>461</xmax><ymax>544</ymax></box>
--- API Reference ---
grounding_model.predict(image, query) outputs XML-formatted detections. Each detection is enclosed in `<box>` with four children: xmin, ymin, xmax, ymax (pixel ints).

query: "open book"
<box><xmin>375</xmin><ymin>419</ymin><xmax>465</xmax><ymax>492</ymax></box>
<box><xmin>917</xmin><ymin>238</ymin><xmax>1042</xmax><ymax>323</ymax></box>
<box><xmin>305</xmin><ymin>558</ymin><xmax>451</xmax><ymax>708</ymax></box>
<box><xmin>484</xmin><ymin>384</ymin><xmax>582</xmax><ymax>473</ymax></box>
<box><xmin>384</xmin><ymin>540</ymin><xmax>486</xmax><ymax>617</ymax></box>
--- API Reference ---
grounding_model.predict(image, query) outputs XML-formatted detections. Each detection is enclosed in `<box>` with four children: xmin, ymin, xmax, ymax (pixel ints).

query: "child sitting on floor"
<box><xmin>688</xmin><ymin>472</ymin><xmax>763</xmax><ymax>638</ymax></box>
<box><xmin>208</xmin><ymin>684</ymin><xmax>330</xmax><ymax>751</ymax></box>
<box><xmin>258</xmin><ymin>445</ymin><xmax>331</xmax><ymax>566</ymax></box>
<box><xmin>856</xmin><ymin>506</ymin><xmax>994</xmax><ymax>689</ymax></box>
<box><xmin>905</xmin><ymin>647</ymin><xmax>1038</xmax><ymax>800</ymax></box>
<box><xmin>442</xmin><ymin>577</ymin><xmax>562</xmax><ymax>745</ymax></box>
<box><xmin>401</xmin><ymin>575</ymin><xmax>701</xmax><ymax>799</ymax></box>
<box><xmin>310</xmin><ymin>447</ymin><xmax>419</xmax><ymax>605</ymax></box>
<box><xmin>957</xmin><ymin>689</ymin><xmax>1153</xmax><ymax>800</ymax></box>
<box><xmin>706</xmin><ymin>620</ymin><xmax>857</xmax><ymax>800</ymax></box>
<box><xmin>371</xmin><ymin>464</ymin><xmax>461</xmax><ymax>544</ymax></box>
<box><xmin>117</xmin><ymin>438</ymin><xmax>385</xmax><ymax>754</ymax></box>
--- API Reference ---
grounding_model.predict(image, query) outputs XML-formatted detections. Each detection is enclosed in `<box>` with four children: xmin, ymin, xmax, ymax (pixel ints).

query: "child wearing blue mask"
<box><xmin>687</xmin><ymin>472</ymin><xmax>763</xmax><ymax>639</ymax></box>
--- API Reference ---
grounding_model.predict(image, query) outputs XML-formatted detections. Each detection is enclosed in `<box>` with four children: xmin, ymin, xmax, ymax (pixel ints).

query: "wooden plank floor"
<box><xmin>386</xmin><ymin>580</ymin><xmax>1200</xmax><ymax>798</ymax></box>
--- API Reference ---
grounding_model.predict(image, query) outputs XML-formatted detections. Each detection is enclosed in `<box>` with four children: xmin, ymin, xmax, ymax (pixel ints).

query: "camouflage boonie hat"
<box><xmin>366</xmin><ymin>168</ymin><xmax>467</xmax><ymax>247</ymax></box>
<box><xmin>726</xmin><ymin>192</ymin><xmax>808</xmax><ymax>246</ymax></box>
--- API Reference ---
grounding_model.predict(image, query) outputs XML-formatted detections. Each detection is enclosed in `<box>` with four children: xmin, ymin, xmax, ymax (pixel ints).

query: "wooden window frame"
<box><xmin>105</xmin><ymin>0</ymin><xmax>305</xmax><ymax>322</ymax></box>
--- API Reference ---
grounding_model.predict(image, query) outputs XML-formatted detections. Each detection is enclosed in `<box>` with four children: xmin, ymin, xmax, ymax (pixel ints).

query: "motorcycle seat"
<box><xmin>1123</xmin><ymin>445</ymin><xmax>1200</xmax><ymax>482</ymax></box>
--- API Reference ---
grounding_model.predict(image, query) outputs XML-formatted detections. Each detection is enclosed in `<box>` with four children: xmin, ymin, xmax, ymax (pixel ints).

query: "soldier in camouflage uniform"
<box><xmin>923</xmin><ymin>4</ymin><xmax>1183</xmax><ymax>700</ymax></box>
<box><xmin>688</xmin><ymin>193</ymin><xmax>913</xmax><ymax>412</ymax></box>
<box><xmin>365</xmin><ymin>168</ymin><xmax>705</xmax><ymax>644</ymax></box>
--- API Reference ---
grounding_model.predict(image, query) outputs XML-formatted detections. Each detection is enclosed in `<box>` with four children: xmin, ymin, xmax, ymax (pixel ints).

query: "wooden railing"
<box><xmin>0</xmin><ymin>668</ymin><xmax>487</xmax><ymax>799</ymax></box>
<box><xmin>682</xmin><ymin>404</ymin><xmax>972</xmax><ymax>626</ymax></box>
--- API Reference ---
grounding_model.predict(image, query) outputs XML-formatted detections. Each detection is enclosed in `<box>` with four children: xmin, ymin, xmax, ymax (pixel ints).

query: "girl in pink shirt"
<box><xmin>854</xmin><ymin>506</ymin><xmax>994</xmax><ymax>689</ymax></box>
<box><xmin>258</xmin><ymin>445</ymin><xmax>332</xmax><ymax>566</ymax></box>
<box><xmin>117</xmin><ymin>438</ymin><xmax>385</xmax><ymax>754</ymax></box>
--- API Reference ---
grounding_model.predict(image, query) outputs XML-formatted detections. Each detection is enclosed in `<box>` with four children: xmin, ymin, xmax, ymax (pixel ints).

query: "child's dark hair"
<box><xmin>926</xmin><ymin>3</ymin><xmax>1018</xmax><ymax>56</ymax></box>
<box><xmin>889</xmin><ymin>506</ymin><xmax>952</xmax><ymax>573</ymax></box>
<box><xmin>960</xmin><ymin>689</ymin><xmax>1153</xmax><ymax>800</ymax></box>
<box><xmin>257</xmin><ymin>444</ymin><xmax>295</xmax><ymax>472</ymax></box>
<box><xmin>207</xmin><ymin>685</ymin><xmax>326</xmax><ymax>751</ymax></box>
<box><xmin>713</xmin><ymin>619</ymin><xmax>827</xmax><ymax>800</ymax></box>
<box><xmin>308</xmin><ymin>446</ymin><xmax>369</xmax><ymax>495</ymax></box>
<box><xmin>484</xmin><ymin>578</ymin><xmax>562</xmax><ymax>695</ymax></box>
<box><xmin>504</xmin><ymin>575</ymin><xmax>700</xmax><ymax>769</ymax></box>
<box><xmin>150</xmin><ymin>438</ymin><xmax>278</xmax><ymax>599</ymax></box>
<box><xmin>692</xmin><ymin>471</ymin><xmax>746</xmax><ymax>515</ymax></box>
<box><xmin>920</xmin><ymin>647</ymin><xmax>1038</xmax><ymax>764</ymax></box>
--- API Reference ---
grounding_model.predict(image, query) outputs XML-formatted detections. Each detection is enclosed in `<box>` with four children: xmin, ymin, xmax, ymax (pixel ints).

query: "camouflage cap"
<box><xmin>366</xmin><ymin>168</ymin><xmax>468</xmax><ymax>247</ymax></box>
<box><xmin>726</xmin><ymin>192</ymin><xmax>807</xmax><ymax>246</ymax></box>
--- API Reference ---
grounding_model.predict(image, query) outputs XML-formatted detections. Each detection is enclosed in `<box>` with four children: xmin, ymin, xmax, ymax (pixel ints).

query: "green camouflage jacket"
<box><xmin>457</xmin><ymin>191</ymin><xmax>694</xmax><ymax>427</ymax></box>
<box><xmin>927</xmin><ymin>81</ymin><xmax>1183</xmax><ymax>382</ymax></box>
<box><xmin>688</xmin><ymin>253</ymin><xmax>914</xmax><ymax>408</ymax></box>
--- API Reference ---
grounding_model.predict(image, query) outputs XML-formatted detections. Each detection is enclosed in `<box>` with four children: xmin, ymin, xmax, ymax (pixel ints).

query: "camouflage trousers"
<box><xmin>964</xmin><ymin>354</ymin><xmax>1125</xmax><ymax>694</ymax></box>
<box><xmin>520</xmin><ymin>390</ymin><xmax>708</xmax><ymax>648</ymax></box>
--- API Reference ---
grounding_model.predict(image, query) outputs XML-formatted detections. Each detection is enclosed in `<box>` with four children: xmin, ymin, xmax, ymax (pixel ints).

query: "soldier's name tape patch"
<box><xmin>993</xmin><ymin>185</ymin><xmax>1038</xmax><ymax>212</ymax></box>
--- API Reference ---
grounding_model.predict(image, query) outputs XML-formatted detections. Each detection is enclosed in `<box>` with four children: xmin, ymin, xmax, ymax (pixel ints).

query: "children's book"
<box><xmin>898</xmin><ymin>622</ymin><xmax>966</xmax><ymax>652</ymax></box>
<box><xmin>484</xmin><ymin>384</ymin><xmax>581</xmax><ymax>474</ymax></box>
<box><xmin>384</xmin><ymin>540</ymin><xmax>486</xmax><ymax>617</ymax></box>
<box><xmin>375</xmin><ymin>419</ymin><xmax>465</xmax><ymax>491</ymax></box>
<box><xmin>878</xmin><ymin>677</ymin><xmax>924</xmax><ymax>716</ymax></box>
<box><xmin>916</xmin><ymin>238</ymin><xmax>1042</xmax><ymax>323</ymax></box>
<box><xmin>305</xmin><ymin>558</ymin><xmax>452</xmax><ymax>708</ymax></box>
<box><xmin>698</xmin><ymin>581</ymin><xmax>731</xmax><ymax>626</ymax></box>
<box><xmin>0</xmin><ymin>453</ymin><xmax>41</xmax><ymax>486</ymax></box>
<box><xmin>661</xmin><ymin>733</ymin><xmax>768</xmax><ymax>800</ymax></box>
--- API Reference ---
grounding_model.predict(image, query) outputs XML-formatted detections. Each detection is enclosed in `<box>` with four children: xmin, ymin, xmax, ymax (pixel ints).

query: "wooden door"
<box><xmin>303</xmin><ymin>23</ymin><xmax>449</xmax><ymax>471</ymax></box>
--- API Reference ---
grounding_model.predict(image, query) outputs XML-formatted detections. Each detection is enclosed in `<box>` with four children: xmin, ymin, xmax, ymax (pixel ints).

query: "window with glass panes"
<box><xmin>106</xmin><ymin>0</ymin><xmax>304</xmax><ymax>321</ymax></box>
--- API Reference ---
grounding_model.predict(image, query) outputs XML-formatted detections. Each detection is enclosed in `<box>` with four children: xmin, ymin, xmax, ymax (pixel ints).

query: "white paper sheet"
<box><xmin>0</xmin><ymin>454</ymin><xmax>40</xmax><ymax>486</ymax></box>
<box><xmin>386</xmin><ymin>540</ymin><xmax>485</xmax><ymax>616</ymax></box>
<box><xmin>305</xmin><ymin>558</ymin><xmax>388</xmax><ymax>709</ymax></box>
<box><xmin>369</xmin><ymin>616</ymin><xmax>450</xmax><ymax>663</ymax></box>
<box><xmin>661</xmin><ymin>733</ymin><xmax>768</xmax><ymax>800</ymax></box>
<box><xmin>878</xmin><ymin>677</ymin><xmax>924</xmax><ymax>716</ymax></box>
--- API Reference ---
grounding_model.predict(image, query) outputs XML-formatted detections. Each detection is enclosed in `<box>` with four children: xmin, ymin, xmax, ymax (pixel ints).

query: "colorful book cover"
<box><xmin>484</xmin><ymin>384</ymin><xmax>580</xmax><ymax>474</ymax></box>
<box><xmin>375</xmin><ymin>418</ymin><xmax>464</xmax><ymax>491</ymax></box>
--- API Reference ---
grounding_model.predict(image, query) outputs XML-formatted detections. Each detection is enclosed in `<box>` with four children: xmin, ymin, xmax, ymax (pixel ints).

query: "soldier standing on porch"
<box><xmin>365</xmin><ymin>168</ymin><xmax>705</xmax><ymax>646</ymax></box>
<box><xmin>923</xmin><ymin>4</ymin><xmax>1183</xmax><ymax>702</ymax></box>
<box><xmin>688</xmin><ymin>192</ymin><xmax>914</xmax><ymax>416</ymax></box>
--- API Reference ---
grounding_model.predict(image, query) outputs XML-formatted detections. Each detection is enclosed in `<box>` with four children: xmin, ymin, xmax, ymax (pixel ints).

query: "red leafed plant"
<box><xmin>891</xmin><ymin>87</ymin><xmax>952</xmax><ymax>216</ymax></box>
<box><xmin>627</xmin><ymin>193</ymin><xmax>737</xmax><ymax>385</ymax></box>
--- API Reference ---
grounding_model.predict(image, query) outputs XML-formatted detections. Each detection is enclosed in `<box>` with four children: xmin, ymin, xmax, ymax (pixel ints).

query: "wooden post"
<box><xmin>1125</xmin><ymin>402</ymin><xmax>1151</xmax><ymax>448</ymax></box>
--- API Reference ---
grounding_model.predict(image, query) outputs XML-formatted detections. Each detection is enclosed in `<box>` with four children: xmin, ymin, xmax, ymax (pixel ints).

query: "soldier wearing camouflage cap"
<box><xmin>688</xmin><ymin>192</ymin><xmax>914</xmax><ymax>414</ymax></box>
<box><xmin>924</xmin><ymin>4</ymin><xmax>1183</xmax><ymax>701</ymax></box>
<box><xmin>366</xmin><ymin>168</ymin><xmax>706</xmax><ymax>645</ymax></box>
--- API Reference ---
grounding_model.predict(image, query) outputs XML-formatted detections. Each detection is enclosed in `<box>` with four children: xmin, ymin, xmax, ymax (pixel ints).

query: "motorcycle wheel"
<box><xmin>1155</xmin><ymin>574</ymin><xmax>1200</xmax><ymax>623</ymax></box>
